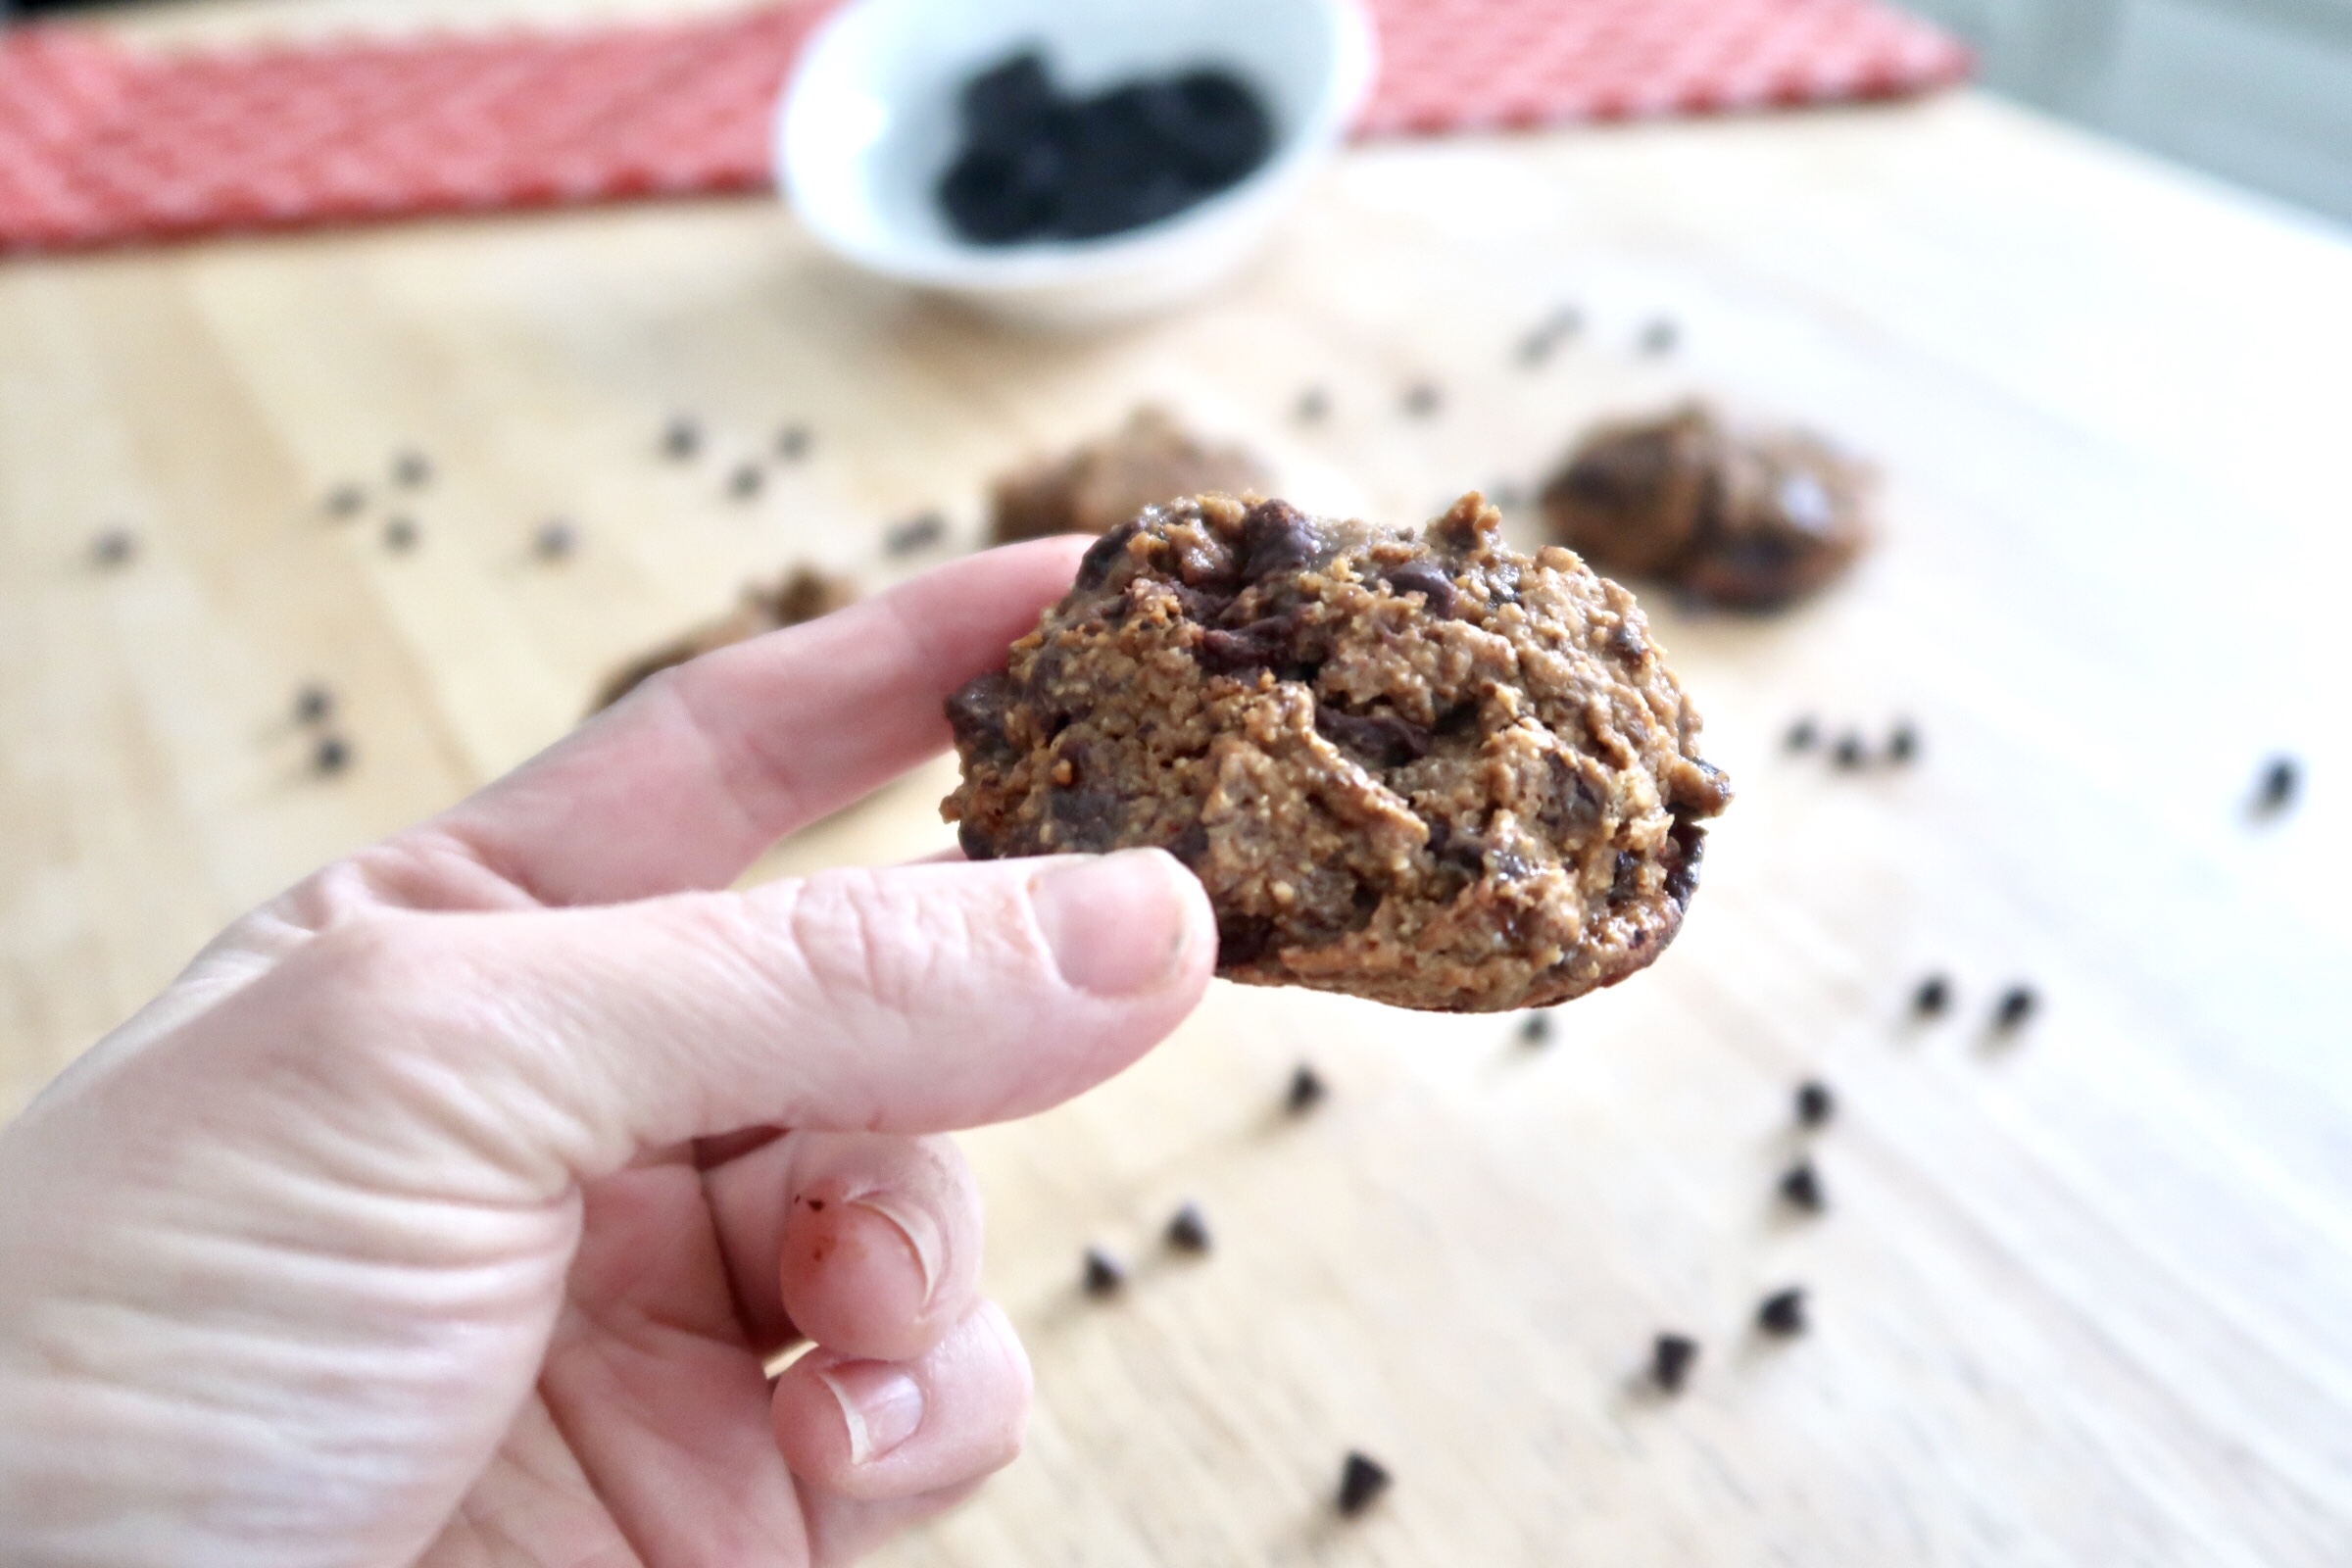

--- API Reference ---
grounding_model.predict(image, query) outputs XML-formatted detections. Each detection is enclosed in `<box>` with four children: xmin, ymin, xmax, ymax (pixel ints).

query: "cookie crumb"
<box><xmin>2255</xmin><ymin>756</ymin><xmax>2300</xmax><ymax>814</ymax></box>
<box><xmin>312</xmin><ymin>734</ymin><xmax>353</xmax><ymax>775</ymax></box>
<box><xmin>90</xmin><ymin>527</ymin><xmax>138</xmax><ymax>568</ymax></box>
<box><xmin>1165</xmin><ymin>1201</ymin><xmax>1211</xmax><ymax>1253</ymax></box>
<box><xmin>1285</xmin><ymin>1063</ymin><xmax>1327</xmax><ymax>1116</ymax></box>
<box><xmin>1992</xmin><ymin>985</ymin><xmax>2037</xmax><ymax>1033</ymax></box>
<box><xmin>1649</xmin><ymin>1332</ymin><xmax>1699</xmax><ymax>1393</ymax></box>
<box><xmin>1081</xmin><ymin>1247</ymin><xmax>1125</xmax><ymax>1297</ymax></box>
<box><xmin>1794</xmin><ymin>1079</ymin><xmax>1835</xmax><ymax>1128</ymax></box>
<box><xmin>293</xmin><ymin>683</ymin><xmax>335</xmax><ymax>726</ymax></box>
<box><xmin>775</xmin><ymin>424</ymin><xmax>812</xmax><ymax>462</ymax></box>
<box><xmin>1756</xmin><ymin>1287</ymin><xmax>1807</xmax><ymax>1336</ymax></box>
<box><xmin>662</xmin><ymin>417</ymin><xmax>702</xmax><ymax>460</ymax></box>
<box><xmin>1913</xmin><ymin>974</ymin><xmax>1951</xmax><ymax>1016</ymax></box>
<box><xmin>884</xmin><ymin>512</ymin><xmax>948</xmax><ymax>556</ymax></box>
<box><xmin>382</xmin><ymin>516</ymin><xmax>418</xmax><ymax>553</ymax></box>
<box><xmin>1337</xmin><ymin>1451</ymin><xmax>1391</xmax><ymax>1516</ymax></box>
<box><xmin>1778</xmin><ymin>1160</ymin><xmax>1826</xmax><ymax>1213</ymax></box>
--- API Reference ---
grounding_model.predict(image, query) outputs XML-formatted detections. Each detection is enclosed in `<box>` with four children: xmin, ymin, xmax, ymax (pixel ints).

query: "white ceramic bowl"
<box><xmin>777</xmin><ymin>0</ymin><xmax>1376</xmax><ymax>329</ymax></box>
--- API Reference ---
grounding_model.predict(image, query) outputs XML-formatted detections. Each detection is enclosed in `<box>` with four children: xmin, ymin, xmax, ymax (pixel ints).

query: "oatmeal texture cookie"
<box><xmin>592</xmin><ymin>564</ymin><xmax>858</xmax><ymax>712</ymax></box>
<box><xmin>943</xmin><ymin>492</ymin><xmax>1733</xmax><ymax>1012</ymax></box>
<box><xmin>990</xmin><ymin>405</ymin><xmax>1272</xmax><ymax>545</ymax></box>
<box><xmin>1540</xmin><ymin>402</ymin><xmax>1871</xmax><ymax>610</ymax></box>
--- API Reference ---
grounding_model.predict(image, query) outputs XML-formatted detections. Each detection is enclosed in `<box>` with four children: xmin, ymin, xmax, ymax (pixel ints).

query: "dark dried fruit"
<box><xmin>1794</xmin><ymin>1079</ymin><xmax>1835</xmax><ymax>1128</ymax></box>
<box><xmin>1993</xmin><ymin>985</ymin><xmax>2037</xmax><ymax>1032</ymax></box>
<box><xmin>1082</xmin><ymin>1246</ymin><xmax>1125</xmax><ymax>1297</ymax></box>
<box><xmin>293</xmin><ymin>683</ymin><xmax>335</xmax><ymax>726</ymax></box>
<box><xmin>885</xmin><ymin>511</ymin><xmax>948</xmax><ymax>555</ymax></box>
<box><xmin>1165</xmin><ymin>1201</ymin><xmax>1211</xmax><ymax>1253</ymax></box>
<box><xmin>1337</xmin><ymin>1451</ymin><xmax>1391</xmax><ymax>1516</ymax></box>
<box><xmin>1650</xmin><ymin>1332</ymin><xmax>1699</xmax><ymax>1393</ymax></box>
<box><xmin>1285</xmin><ymin>1063</ymin><xmax>1327</xmax><ymax>1116</ymax></box>
<box><xmin>1913</xmin><ymin>974</ymin><xmax>1951</xmax><ymax>1016</ymax></box>
<box><xmin>1778</xmin><ymin>1160</ymin><xmax>1825</xmax><ymax>1213</ymax></box>
<box><xmin>1756</xmin><ymin>1287</ymin><xmax>1807</xmax><ymax>1336</ymax></box>
<box><xmin>312</xmin><ymin>734</ymin><xmax>352</xmax><ymax>775</ymax></box>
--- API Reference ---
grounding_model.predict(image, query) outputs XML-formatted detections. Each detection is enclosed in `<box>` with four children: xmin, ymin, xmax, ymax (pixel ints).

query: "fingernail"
<box><xmin>848</xmin><ymin>1191</ymin><xmax>944</xmax><ymax>1311</ymax></box>
<box><xmin>816</xmin><ymin>1360</ymin><xmax>925</xmax><ymax>1464</ymax></box>
<box><xmin>1031</xmin><ymin>849</ymin><xmax>1195</xmax><ymax>997</ymax></box>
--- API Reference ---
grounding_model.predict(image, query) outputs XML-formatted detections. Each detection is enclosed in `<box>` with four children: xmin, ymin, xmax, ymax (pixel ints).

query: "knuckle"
<box><xmin>778</xmin><ymin>868</ymin><xmax>994</xmax><ymax>1019</ymax></box>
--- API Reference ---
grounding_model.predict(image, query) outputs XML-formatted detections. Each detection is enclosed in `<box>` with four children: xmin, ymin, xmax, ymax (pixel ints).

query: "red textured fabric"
<box><xmin>0</xmin><ymin>0</ymin><xmax>1967</xmax><ymax>253</ymax></box>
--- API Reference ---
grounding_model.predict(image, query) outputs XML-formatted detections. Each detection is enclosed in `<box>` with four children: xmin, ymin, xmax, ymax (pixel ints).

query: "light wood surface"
<box><xmin>6</xmin><ymin>13</ymin><xmax>2352</xmax><ymax>1559</ymax></box>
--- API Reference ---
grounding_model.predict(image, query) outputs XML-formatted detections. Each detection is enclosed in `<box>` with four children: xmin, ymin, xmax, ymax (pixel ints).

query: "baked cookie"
<box><xmin>1539</xmin><ymin>403</ymin><xmax>1870</xmax><ymax>610</ymax></box>
<box><xmin>991</xmin><ymin>405</ymin><xmax>1271</xmax><ymax>545</ymax></box>
<box><xmin>592</xmin><ymin>564</ymin><xmax>858</xmax><ymax>711</ymax></box>
<box><xmin>943</xmin><ymin>492</ymin><xmax>1732</xmax><ymax>1012</ymax></box>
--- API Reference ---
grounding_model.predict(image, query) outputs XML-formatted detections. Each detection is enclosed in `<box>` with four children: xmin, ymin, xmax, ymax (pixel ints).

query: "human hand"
<box><xmin>0</xmin><ymin>540</ymin><xmax>1216</xmax><ymax>1568</ymax></box>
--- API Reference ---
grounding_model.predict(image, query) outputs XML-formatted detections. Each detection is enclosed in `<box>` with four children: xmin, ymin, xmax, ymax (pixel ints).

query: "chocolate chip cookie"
<box><xmin>593</xmin><ymin>564</ymin><xmax>858</xmax><ymax>712</ymax></box>
<box><xmin>944</xmin><ymin>492</ymin><xmax>1732</xmax><ymax>1012</ymax></box>
<box><xmin>990</xmin><ymin>405</ymin><xmax>1271</xmax><ymax>545</ymax></box>
<box><xmin>1540</xmin><ymin>403</ymin><xmax>1870</xmax><ymax>610</ymax></box>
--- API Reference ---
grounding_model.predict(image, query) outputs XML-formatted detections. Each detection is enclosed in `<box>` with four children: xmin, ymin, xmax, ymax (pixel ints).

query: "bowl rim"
<box><xmin>775</xmin><ymin>0</ymin><xmax>1377</xmax><ymax>292</ymax></box>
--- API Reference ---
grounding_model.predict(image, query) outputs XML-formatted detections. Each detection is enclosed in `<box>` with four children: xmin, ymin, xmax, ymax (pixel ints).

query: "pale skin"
<box><xmin>0</xmin><ymin>538</ymin><xmax>1218</xmax><ymax>1568</ymax></box>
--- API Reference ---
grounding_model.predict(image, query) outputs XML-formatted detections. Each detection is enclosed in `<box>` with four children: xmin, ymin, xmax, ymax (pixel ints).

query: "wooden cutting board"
<box><xmin>3</xmin><ymin>78</ymin><xmax>2350</xmax><ymax>1563</ymax></box>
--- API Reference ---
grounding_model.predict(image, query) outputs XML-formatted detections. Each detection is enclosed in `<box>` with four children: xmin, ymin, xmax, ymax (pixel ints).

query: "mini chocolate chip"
<box><xmin>944</xmin><ymin>672</ymin><xmax>1013</xmax><ymax>760</ymax></box>
<box><xmin>956</xmin><ymin>821</ymin><xmax>999</xmax><ymax>860</ymax></box>
<box><xmin>1285</xmin><ymin>1062</ymin><xmax>1326</xmax><ymax>1115</ymax></box>
<box><xmin>1075</xmin><ymin>517</ymin><xmax>1144</xmax><ymax>591</ymax></box>
<box><xmin>2255</xmin><ymin>756</ymin><xmax>2300</xmax><ymax>813</ymax></box>
<box><xmin>1432</xmin><ymin>822</ymin><xmax>1494</xmax><ymax>879</ymax></box>
<box><xmin>1238</xmin><ymin>498</ymin><xmax>1319</xmax><ymax>579</ymax></box>
<box><xmin>1608</xmin><ymin>620</ymin><xmax>1647</xmax><ymax>663</ymax></box>
<box><xmin>1778</xmin><ymin>1160</ymin><xmax>1825</xmax><ymax>1213</ymax></box>
<box><xmin>312</xmin><ymin>734</ymin><xmax>352</xmax><ymax>775</ymax></box>
<box><xmin>292</xmin><ymin>683</ymin><xmax>335</xmax><ymax>726</ymax></box>
<box><xmin>1337</xmin><ymin>1451</ymin><xmax>1391</xmax><ymax>1516</ymax></box>
<box><xmin>1913</xmin><ymin>974</ymin><xmax>1951</xmax><ymax>1016</ymax></box>
<box><xmin>1401</xmin><ymin>381</ymin><xmax>1442</xmax><ymax>417</ymax></box>
<box><xmin>1295</xmin><ymin>386</ymin><xmax>1330</xmax><ymax>422</ymax></box>
<box><xmin>1047</xmin><ymin>785</ymin><xmax>1122</xmax><ymax>849</ymax></box>
<box><xmin>727</xmin><ymin>463</ymin><xmax>764</xmax><ymax>500</ymax></box>
<box><xmin>1166</xmin><ymin>1201</ymin><xmax>1211</xmax><ymax>1253</ymax></box>
<box><xmin>1886</xmin><ymin>720</ymin><xmax>1920</xmax><ymax>763</ymax></box>
<box><xmin>884</xmin><ymin>511</ymin><xmax>947</xmax><ymax>555</ymax></box>
<box><xmin>1519</xmin><ymin>1011</ymin><xmax>1552</xmax><ymax>1046</ymax></box>
<box><xmin>533</xmin><ymin>518</ymin><xmax>579</xmax><ymax>560</ymax></box>
<box><xmin>1639</xmin><ymin>318</ymin><xmax>1680</xmax><ymax>355</ymax></box>
<box><xmin>323</xmin><ymin>483</ymin><xmax>367</xmax><ymax>518</ymax></box>
<box><xmin>1785</xmin><ymin>716</ymin><xmax>1819</xmax><ymax>752</ymax></box>
<box><xmin>662</xmin><ymin>417</ymin><xmax>702</xmax><ymax>460</ymax></box>
<box><xmin>775</xmin><ymin>424</ymin><xmax>811</xmax><ymax>461</ymax></box>
<box><xmin>1198</xmin><ymin>616</ymin><xmax>1297</xmax><ymax>674</ymax></box>
<box><xmin>1757</xmin><ymin>1288</ymin><xmax>1807</xmax><ymax>1336</ymax></box>
<box><xmin>1993</xmin><ymin>985</ymin><xmax>2037</xmax><ymax>1032</ymax></box>
<box><xmin>90</xmin><ymin>527</ymin><xmax>137</xmax><ymax>567</ymax></box>
<box><xmin>1650</xmin><ymin>1332</ymin><xmax>1699</xmax><ymax>1394</ymax></box>
<box><xmin>1662</xmin><ymin>820</ymin><xmax>1705</xmax><ymax>907</ymax></box>
<box><xmin>1794</xmin><ymin>1079</ymin><xmax>1835</xmax><ymax>1128</ymax></box>
<box><xmin>1315</xmin><ymin>706</ymin><xmax>1431</xmax><ymax>767</ymax></box>
<box><xmin>1832</xmin><ymin>733</ymin><xmax>1867</xmax><ymax>769</ymax></box>
<box><xmin>390</xmin><ymin>450</ymin><xmax>432</xmax><ymax>488</ymax></box>
<box><xmin>1380</xmin><ymin>561</ymin><xmax>1457</xmax><ymax>617</ymax></box>
<box><xmin>1082</xmin><ymin>1247</ymin><xmax>1125</xmax><ymax>1297</ymax></box>
<box><xmin>1220</xmin><ymin>913</ymin><xmax>1277</xmax><ymax>968</ymax></box>
<box><xmin>382</xmin><ymin>516</ymin><xmax>418</xmax><ymax>552</ymax></box>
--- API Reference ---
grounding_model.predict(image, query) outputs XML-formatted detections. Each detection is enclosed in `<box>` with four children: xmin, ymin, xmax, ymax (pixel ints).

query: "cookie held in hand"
<box><xmin>944</xmin><ymin>493</ymin><xmax>1732</xmax><ymax>1012</ymax></box>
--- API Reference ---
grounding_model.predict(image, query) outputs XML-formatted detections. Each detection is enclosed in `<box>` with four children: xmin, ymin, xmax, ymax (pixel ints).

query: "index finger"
<box><xmin>407</xmin><ymin>538</ymin><xmax>1087</xmax><ymax>907</ymax></box>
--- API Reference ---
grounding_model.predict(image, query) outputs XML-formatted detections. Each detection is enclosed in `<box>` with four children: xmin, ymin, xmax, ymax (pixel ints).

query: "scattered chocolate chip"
<box><xmin>1794</xmin><ymin>1079</ymin><xmax>1835</xmax><ymax>1128</ymax></box>
<box><xmin>727</xmin><ymin>464</ymin><xmax>764</xmax><ymax>500</ymax></box>
<box><xmin>1519</xmin><ymin>1011</ymin><xmax>1553</xmax><ymax>1046</ymax></box>
<box><xmin>292</xmin><ymin>683</ymin><xmax>335</xmax><ymax>726</ymax></box>
<box><xmin>533</xmin><ymin>517</ymin><xmax>579</xmax><ymax>560</ymax></box>
<box><xmin>1074</xmin><ymin>517</ymin><xmax>1144</xmax><ymax>591</ymax></box>
<box><xmin>1166</xmin><ymin>1201</ymin><xmax>1211</xmax><ymax>1253</ymax></box>
<box><xmin>390</xmin><ymin>450</ymin><xmax>432</xmax><ymax>488</ymax></box>
<box><xmin>1778</xmin><ymin>1160</ymin><xmax>1825</xmax><ymax>1213</ymax></box>
<box><xmin>1639</xmin><ymin>318</ymin><xmax>1680</xmax><ymax>355</ymax></box>
<box><xmin>1756</xmin><ymin>1287</ymin><xmax>1807</xmax><ymax>1336</ymax></box>
<box><xmin>1199</xmin><ymin>616</ymin><xmax>1298</xmax><ymax>675</ymax></box>
<box><xmin>1314</xmin><ymin>706</ymin><xmax>1430</xmax><ymax>766</ymax></box>
<box><xmin>2255</xmin><ymin>755</ymin><xmax>2300</xmax><ymax>814</ymax></box>
<box><xmin>89</xmin><ymin>527</ymin><xmax>137</xmax><ymax>567</ymax></box>
<box><xmin>1649</xmin><ymin>1332</ymin><xmax>1699</xmax><ymax>1393</ymax></box>
<box><xmin>312</xmin><ymin>734</ymin><xmax>352</xmax><ymax>775</ymax></box>
<box><xmin>323</xmin><ymin>483</ymin><xmax>367</xmax><ymax>518</ymax></box>
<box><xmin>1082</xmin><ymin>1246</ymin><xmax>1125</xmax><ymax>1297</ymax></box>
<box><xmin>775</xmin><ymin>424</ymin><xmax>812</xmax><ymax>462</ymax></box>
<box><xmin>1993</xmin><ymin>985</ymin><xmax>2037</xmax><ymax>1033</ymax></box>
<box><xmin>1832</xmin><ymin>732</ymin><xmax>1867</xmax><ymax>769</ymax></box>
<box><xmin>381</xmin><ymin>516</ymin><xmax>418</xmax><ymax>553</ymax></box>
<box><xmin>1886</xmin><ymin>720</ymin><xmax>1920</xmax><ymax>763</ymax></box>
<box><xmin>1516</xmin><ymin>306</ymin><xmax>1583</xmax><ymax>366</ymax></box>
<box><xmin>1295</xmin><ymin>386</ymin><xmax>1330</xmax><ymax>422</ymax></box>
<box><xmin>884</xmin><ymin>511</ymin><xmax>948</xmax><ymax>556</ymax></box>
<box><xmin>1785</xmin><ymin>716</ymin><xmax>1819</xmax><ymax>752</ymax></box>
<box><xmin>662</xmin><ymin>417</ymin><xmax>702</xmax><ymax>460</ymax></box>
<box><xmin>1336</xmin><ymin>1450</ymin><xmax>1391</xmax><ymax>1516</ymax></box>
<box><xmin>1401</xmin><ymin>381</ymin><xmax>1443</xmax><ymax>417</ymax></box>
<box><xmin>1379</xmin><ymin>561</ymin><xmax>1457</xmax><ymax>617</ymax></box>
<box><xmin>1913</xmin><ymin>974</ymin><xmax>1951</xmax><ymax>1016</ymax></box>
<box><xmin>1285</xmin><ymin>1062</ymin><xmax>1327</xmax><ymax>1116</ymax></box>
<box><xmin>1237</xmin><ymin>498</ymin><xmax>1319</xmax><ymax>578</ymax></box>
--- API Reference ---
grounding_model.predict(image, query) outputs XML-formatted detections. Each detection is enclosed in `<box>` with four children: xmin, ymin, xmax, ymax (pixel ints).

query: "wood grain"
<box><xmin>4</xmin><ymin>25</ymin><xmax>2351</xmax><ymax>1560</ymax></box>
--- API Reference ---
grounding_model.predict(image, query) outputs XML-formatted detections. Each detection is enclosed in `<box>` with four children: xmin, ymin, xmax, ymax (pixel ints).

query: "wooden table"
<box><xmin>5</xmin><ymin>12</ymin><xmax>2352</xmax><ymax>1559</ymax></box>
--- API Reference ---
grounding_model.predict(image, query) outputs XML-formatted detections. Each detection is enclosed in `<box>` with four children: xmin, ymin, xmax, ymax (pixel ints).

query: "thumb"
<box><xmin>265</xmin><ymin>849</ymin><xmax>1216</xmax><ymax>1200</ymax></box>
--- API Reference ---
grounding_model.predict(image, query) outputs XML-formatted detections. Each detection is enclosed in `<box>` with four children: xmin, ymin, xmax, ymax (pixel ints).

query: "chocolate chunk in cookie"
<box><xmin>989</xmin><ymin>406</ymin><xmax>1272</xmax><ymax>545</ymax></box>
<box><xmin>943</xmin><ymin>491</ymin><xmax>1733</xmax><ymax>1013</ymax></box>
<box><xmin>1540</xmin><ymin>402</ymin><xmax>1871</xmax><ymax>611</ymax></box>
<box><xmin>592</xmin><ymin>564</ymin><xmax>858</xmax><ymax>712</ymax></box>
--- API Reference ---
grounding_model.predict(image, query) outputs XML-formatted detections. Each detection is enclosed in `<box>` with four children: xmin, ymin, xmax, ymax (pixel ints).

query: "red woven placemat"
<box><xmin>0</xmin><ymin>0</ymin><xmax>1967</xmax><ymax>253</ymax></box>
